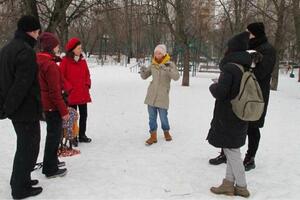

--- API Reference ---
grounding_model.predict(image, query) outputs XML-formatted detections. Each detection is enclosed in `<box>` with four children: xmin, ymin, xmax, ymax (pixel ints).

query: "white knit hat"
<box><xmin>154</xmin><ymin>44</ymin><xmax>167</xmax><ymax>55</ymax></box>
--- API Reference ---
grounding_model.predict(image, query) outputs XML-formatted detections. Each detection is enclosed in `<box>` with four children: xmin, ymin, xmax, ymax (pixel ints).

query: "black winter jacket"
<box><xmin>0</xmin><ymin>30</ymin><xmax>42</xmax><ymax>121</ymax></box>
<box><xmin>249</xmin><ymin>37</ymin><xmax>276</xmax><ymax>128</ymax></box>
<box><xmin>207</xmin><ymin>52</ymin><xmax>252</xmax><ymax>148</ymax></box>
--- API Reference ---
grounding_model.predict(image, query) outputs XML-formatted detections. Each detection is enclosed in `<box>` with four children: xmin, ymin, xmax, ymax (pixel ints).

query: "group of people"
<box><xmin>0</xmin><ymin>14</ymin><xmax>276</xmax><ymax>199</ymax></box>
<box><xmin>140</xmin><ymin>24</ymin><xmax>275</xmax><ymax>198</ymax></box>
<box><xmin>0</xmin><ymin>15</ymin><xmax>92</xmax><ymax>199</ymax></box>
<box><xmin>207</xmin><ymin>24</ymin><xmax>276</xmax><ymax>197</ymax></box>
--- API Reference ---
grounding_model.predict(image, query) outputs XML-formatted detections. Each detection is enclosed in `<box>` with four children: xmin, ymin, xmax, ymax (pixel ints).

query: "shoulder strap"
<box><xmin>229</xmin><ymin>62</ymin><xmax>244</xmax><ymax>73</ymax></box>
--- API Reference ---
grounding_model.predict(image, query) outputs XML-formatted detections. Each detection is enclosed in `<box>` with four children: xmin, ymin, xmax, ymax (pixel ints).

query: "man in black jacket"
<box><xmin>243</xmin><ymin>22</ymin><xmax>276</xmax><ymax>170</ymax></box>
<box><xmin>0</xmin><ymin>15</ymin><xmax>43</xmax><ymax>199</ymax></box>
<box><xmin>208</xmin><ymin>22</ymin><xmax>276</xmax><ymax>172</ymax></box>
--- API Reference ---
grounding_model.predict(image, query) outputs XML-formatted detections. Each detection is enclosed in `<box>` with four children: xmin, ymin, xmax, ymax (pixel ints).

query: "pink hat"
<box><xmin>154</xmin><ymin>44</ymin><xmax>167</xmax><ymax>55</ymax></box>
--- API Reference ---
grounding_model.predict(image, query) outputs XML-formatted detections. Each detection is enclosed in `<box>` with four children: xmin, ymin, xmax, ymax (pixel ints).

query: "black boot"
<box><xmin>45</xmin><ymin>168</ymin><xmax>67</xmax><ymax>179</ymax></box>
<box><xmin>57</xmin><ymin>159</ymin><xmax>66</xmax><ymax>167</ymax></box>
<box><xmin>12</xmin><ymin>186</ymin><xmax>43</xmax><ymax>199</ymax></box>
<box><xmin>244</xmin><ymin>154</ymin><xmax>256</xmax><ymax>171</ymax></box>
<box><xmin>209</xmin><ymin>150</ymin><xmax>227</xmax><ymax>165</ymax></box>
<box><xmin>79</xmin><ymin>135</ymin><xmax>92</xmax><ymax>143</ymax></box>
<box><xmin>29</xmin><ymin>179</ymin><xmax>39</xmax><ymax>186</ymax></box>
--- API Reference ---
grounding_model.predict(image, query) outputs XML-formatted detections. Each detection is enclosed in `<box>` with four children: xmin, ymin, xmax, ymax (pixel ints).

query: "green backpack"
<box><xmin>230</xmin><ymin>63</ymin><xmax>265</xmax><ymax>121</ymax></box>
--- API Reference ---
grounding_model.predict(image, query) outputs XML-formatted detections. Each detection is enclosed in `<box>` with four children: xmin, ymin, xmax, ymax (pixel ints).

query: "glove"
<box><xmin>247</xmin><ymin>50</ymin><xmax>263</xmax><ymax>64</ymax></box>
<box><xmin>161</xmin><ymin>64</ymin><xmax>171</xmax><ymax>72</ymax></box>
<box><xmin>140</xmin><ymin>66</ymin><xmax>147</xmax><ymax>72</ymax></box>
<box><xmin>165</xmin><ymin>61</ymin><xmax>172</xmax><ymax>66</ymax></box>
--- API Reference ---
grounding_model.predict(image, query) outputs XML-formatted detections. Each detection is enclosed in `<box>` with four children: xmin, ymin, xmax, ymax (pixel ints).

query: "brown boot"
<box><xmin>164</xmin><ymin>131</ymin><xmax>172</xmax><ymax>141</ymax></box>
<box><xmin>210</xmin><ymin>179</ymin><xmax>234</xmax><ymax>196</ymax></box>
<box><xmin>235</xmin><ymin>185</ymin><xmax>250</xmax><ymax>198</ymax></box>
<box><xmin>145</xmin><ymin>132</ymin><xmax>157</xmax><ymax>145</ymax></box>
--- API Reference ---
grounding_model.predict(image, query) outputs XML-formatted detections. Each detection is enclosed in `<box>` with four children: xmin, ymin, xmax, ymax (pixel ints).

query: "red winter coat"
<box><xmin>37</xmin><ymin>52</ymin><xmax>68</xmax><ymax>117</ymax></box>
<box><xmin>59</xmin><ymin>56</ymin><xmax>91</xmax><ymax>105</ymax></box>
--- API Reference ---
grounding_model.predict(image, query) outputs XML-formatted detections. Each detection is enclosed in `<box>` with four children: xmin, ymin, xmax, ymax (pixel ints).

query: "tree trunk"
<box><xmin>117</xmin><ymin>50</ymin><xmax>121</xmax><ymax>63</ymax></box>
<box><xmin>182</xmin><ymin>44</ymin><xmax>190</xmax><ymax>86</ymax></box>
<box><xmin>58</xmin><ymin>10</ymin><xmax>68</xmax><ymax>46</ymax></box>
<box><xmin>88</xmin><ymin>28</ymin><xmax>100</xmax><ymax>56</ymax></box>
<box><xmin>293</xmin><ymin>0</ymin><xmax>300</xmax><ymax>62</ymax></box>
<box><xmin>124</xmin><ymin>0</ymin><xmax>133</xmax><ymax>63</ymax></box>
<box><xmin>271</xmin><ymin>1</ymin><xmax>286</xmax><ymax>90</ymax></box>
<box><xmin>298</xmin><ymin>67</ymin><xmax>300</xmax><ymax>82</ymax></box>
<box><xmin>104</xmin><ymin>2</ymin><xmax>121</xmax><ymax>62</ymax></box>
<box><xmin>46</xmin><ymin>0</ymin><xmax>72</xmax><ymax>33</ymax></box>
<box><xmin>22</xmin><ymin>0</ymin><xmax>39</xmax><ymax>22</ymax></box>
<box><xmin>175</xmin><ymin>0</ymin><xmax>190</xmax><ymax>86</ymax></box>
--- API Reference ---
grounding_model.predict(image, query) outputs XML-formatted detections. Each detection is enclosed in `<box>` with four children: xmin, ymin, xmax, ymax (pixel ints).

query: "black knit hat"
<box><xmin>247</xmin><ymin>22</ymin><xmax>265</xmax><ymax>38</ymax></box>
<box><xmin>227</xmin><ymin>31</ymin><xmax>250</xmax><ymax>52</ymax></box>
<box><xmin>17</xmin><ymin>15</ymin><xmax>41</xmax><ymax>32</ymax></box>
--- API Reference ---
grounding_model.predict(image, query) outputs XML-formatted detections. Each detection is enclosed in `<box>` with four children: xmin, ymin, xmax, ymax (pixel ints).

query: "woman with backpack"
<box><xmin>209</xmin><ymin>22</ymin><xmax>276</xmax><ymax>171</ymax></box>
<box><xmin>207</xmin><ymin>32</ymin><xmax>252</xmax><ymax>198</ymax></box>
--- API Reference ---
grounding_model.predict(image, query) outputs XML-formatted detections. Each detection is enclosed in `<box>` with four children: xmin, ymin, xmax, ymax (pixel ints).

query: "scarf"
<box><xmin>152</xmin><ymin>54</ymin><xmax>171</xmax><ymax>69</ymax></box>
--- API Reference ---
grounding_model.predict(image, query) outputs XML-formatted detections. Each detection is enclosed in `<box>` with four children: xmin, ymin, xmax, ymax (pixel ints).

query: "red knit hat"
<box><xmin>38</xmin><ymin>32</ymin><xmax>59</xmax><ymax>52</ymax></box>
<box><xmin>65</xmin><ymin>37</ymin><xmax>81</xmax><ymax>52</ymax></box>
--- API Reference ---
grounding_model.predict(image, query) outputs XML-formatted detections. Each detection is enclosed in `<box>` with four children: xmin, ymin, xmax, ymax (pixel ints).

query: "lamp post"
<box><xmin>102</xmin><ymin>34</ymin><xmax>109</xmax><ymax>61</ymax></box>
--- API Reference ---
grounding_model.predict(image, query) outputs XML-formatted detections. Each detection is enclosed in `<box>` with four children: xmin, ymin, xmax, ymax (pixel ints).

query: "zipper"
<box><xmin>242</xmin><ymin>100</ymin><xmax>264</xmax><ymax>117</ymax></box>
<box><xmin>153</xmin><ymin>68</ymin><xmax>160</xmax><ymax>105</ymax></box>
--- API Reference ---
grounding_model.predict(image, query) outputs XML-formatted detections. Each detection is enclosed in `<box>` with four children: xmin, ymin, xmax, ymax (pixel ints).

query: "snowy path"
<box><xmin>0</xmin><ymin>66</ymin><xmax>299</xmax><ymax>200</ymax></box>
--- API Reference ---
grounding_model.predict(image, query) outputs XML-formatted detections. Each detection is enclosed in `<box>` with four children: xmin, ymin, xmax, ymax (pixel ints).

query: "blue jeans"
<box><xmin>148</xmin><ymin>105</ymin><xmax>170</xmax><ymax>133</ymax></box>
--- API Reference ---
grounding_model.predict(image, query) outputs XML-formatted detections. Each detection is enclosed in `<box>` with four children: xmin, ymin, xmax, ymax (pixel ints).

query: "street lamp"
<box><xmin>102</xmin><ymin>34</ymin><xmax>109</xmax><ymax>61</ymax></box>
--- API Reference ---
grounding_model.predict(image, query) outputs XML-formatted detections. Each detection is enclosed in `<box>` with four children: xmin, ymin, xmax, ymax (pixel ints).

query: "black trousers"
<box><xmin>10</xmin><ymin>121</ymin><xmax>40</xmax><ymax>193</ymax></box>
<box><xmin>246</xmin><ymin>126</ymin><xmax>261</xmax><ymax>158</ymax></box>
<box><xmin>42</xmin><ymin>111</ymin><xmax>62</xmax><ymax>175</ymax></box>
<box><xmin>70</xmin><ymin>104</ymin><xmax>88</xmax><ymax>138</ymax></box>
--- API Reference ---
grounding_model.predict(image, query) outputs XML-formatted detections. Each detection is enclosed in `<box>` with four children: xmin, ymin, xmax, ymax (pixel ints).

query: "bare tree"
<box><xmin>0</xmin><ymin>1</ymin><xmax>19</xmax><ymax>45</ymax></box>
<box><xmin>218</xmin><ymin>0</ymin><xmax>251</xmax><ymax>34</ymax></box>
<box><xmin>269</xmin><ymin>0</ymin><xmax>290</xmax><ymax>90</ymax></box>
<box><xmin>23</xmin><ymin>0</ymin><xmax>39</xmax><ymax>20</ymax></box>
<box><xmin>151</xmin><ymin>0</ymin><xmax>193</xmax><ymax>86</ymax></box>
<box><xmin>293</xmin><ymin>0</ymin><xmax>300</xmax><ymax>61</ymax></box>
<box><xmin>0</xmin><ymin>0</ymin><xmax>296</xmax><ymax>88</ymax></box>
<box><xmin>15</xmin><ymin>0</ymin><xmax>107</xmax><ymax>45</ymax></box>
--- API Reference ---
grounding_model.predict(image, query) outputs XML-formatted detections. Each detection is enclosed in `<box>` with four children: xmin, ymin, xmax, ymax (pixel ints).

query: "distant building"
<box><xmin>191</xmin><ymin>0</ymin><xmax>216</xmax><ymax>30</ymax></box>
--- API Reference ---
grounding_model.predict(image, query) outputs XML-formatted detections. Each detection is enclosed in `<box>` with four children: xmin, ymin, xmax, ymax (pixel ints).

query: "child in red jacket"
<box><xmin>37</xmin><ymin>32</ymin><xmax>69</xmax><ymax>178</ymax></box>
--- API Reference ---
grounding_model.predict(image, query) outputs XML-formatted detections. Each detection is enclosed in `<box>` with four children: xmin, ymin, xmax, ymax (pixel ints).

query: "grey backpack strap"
<box><xmin>229</xmin><ymin>62</ymin><xmax>244</xmax><ymax>73</ymax></box>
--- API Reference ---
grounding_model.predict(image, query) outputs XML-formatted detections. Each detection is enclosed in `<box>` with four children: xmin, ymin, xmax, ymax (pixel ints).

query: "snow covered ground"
<box><xmin>0</xmin><ymin>63</ymin><xmax>299</xmax><ymax>200</ymax></box>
